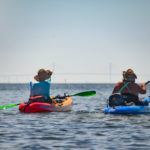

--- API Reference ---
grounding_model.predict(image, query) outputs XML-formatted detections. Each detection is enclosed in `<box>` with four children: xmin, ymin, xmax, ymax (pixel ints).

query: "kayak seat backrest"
<box><xmin>109</xmin><ymin>93</ymin><xmax>125</xmax><ymax>107</ymax></box>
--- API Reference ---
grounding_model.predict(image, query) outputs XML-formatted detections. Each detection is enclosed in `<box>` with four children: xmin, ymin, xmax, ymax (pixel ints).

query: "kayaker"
<box><xmin>29</xmin><ymin>68</ymin><xmax>53</xmax><ymax>103</ymax></box>
<box><xmin>112</xmin><ymin>69</ymin><xmax>147</xmax><ymax>106</ymax></box>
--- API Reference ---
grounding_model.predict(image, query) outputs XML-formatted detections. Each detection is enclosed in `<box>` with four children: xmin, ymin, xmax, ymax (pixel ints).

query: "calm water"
<box><xmin>0</xmin><ymin>83</ymin><xmax>150</xmax><ymax>150</ymax></box>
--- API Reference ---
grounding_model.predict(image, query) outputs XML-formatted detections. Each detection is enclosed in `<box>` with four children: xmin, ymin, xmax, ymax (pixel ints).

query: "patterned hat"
<box><xmin>34</xmin><ymin>69</ymin><xmax>52</xmax><ymax>81</ymax></box>
<box><xmin>122</xmin><ymin>69</ymin><xmax>137</xmax><ymax>82</ymax></box>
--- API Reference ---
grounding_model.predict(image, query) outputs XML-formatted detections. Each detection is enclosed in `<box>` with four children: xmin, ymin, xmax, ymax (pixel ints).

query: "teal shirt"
<box><xmin>30</xmin><ymin>78</ymin><xmax>51</xmax><ymax>97</ymax></box>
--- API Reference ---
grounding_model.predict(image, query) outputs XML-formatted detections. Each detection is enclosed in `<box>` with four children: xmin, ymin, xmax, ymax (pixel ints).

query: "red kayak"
<box><xmin>19</xmin><ymin>97</ymin><xmax>72</xmax><ymax>113</ymax></box>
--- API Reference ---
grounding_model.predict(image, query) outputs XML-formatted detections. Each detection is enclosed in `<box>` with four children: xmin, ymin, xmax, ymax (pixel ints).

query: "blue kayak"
<box><xmin>104</xmin><ymin>97</ymin><xmax>150</xmax><ymax>114</ymax></box>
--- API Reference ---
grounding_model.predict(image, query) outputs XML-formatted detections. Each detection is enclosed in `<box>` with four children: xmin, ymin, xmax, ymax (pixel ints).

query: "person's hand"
<box><xmin>47</xmin><ymin>70</ymin><xmax>53</xmax><ymax>76</ymax></box>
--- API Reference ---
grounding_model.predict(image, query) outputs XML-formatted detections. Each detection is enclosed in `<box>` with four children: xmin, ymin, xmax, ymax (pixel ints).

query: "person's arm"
<box><xmin>47</xmin><ymin>77</ymin><xmax>51</xmax><ymax>83</ymax></box>
<box><xmin>141</xmin><ymin>83</ymin><xmax>146</xmax><ymax>93</ymax></box>
<box><xmin>136</xmin><ymin>83</ymin><xmax>146</xmax><ymax>94</ymax></box>
<box><xmin>112</xmin><ymin>82</ymin><xmax>122</xmax><ymax>94</ymax></box>
<box><xmin>47</xmin><ymin>70</ymin><xmax>52</xmax><ymax>83</ymax></box>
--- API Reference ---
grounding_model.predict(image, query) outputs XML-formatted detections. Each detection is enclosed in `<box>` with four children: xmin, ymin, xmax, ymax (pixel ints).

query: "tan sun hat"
<box><xmin>34</xmin><ymin>69</ymin><xmax>52</xmax><ymax>81</ymax></box>
<box><xmin>122</xmin><ymin>69</ymin><xmax>137</xmax><ymax>82</ymax></box>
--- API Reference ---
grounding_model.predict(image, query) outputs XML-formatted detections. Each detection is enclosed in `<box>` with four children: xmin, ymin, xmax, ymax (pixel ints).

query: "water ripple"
<box><xmin>0</xmin><ymin>84</ymin><xmax>150</xmax><ymax>149</ymax></box>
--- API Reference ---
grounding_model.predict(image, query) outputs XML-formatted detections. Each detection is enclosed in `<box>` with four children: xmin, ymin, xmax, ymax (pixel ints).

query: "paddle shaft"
<box><xmin>0</xmin><ymin>90</ymin><xmax>96</xmax><ymax>109</ymax></box>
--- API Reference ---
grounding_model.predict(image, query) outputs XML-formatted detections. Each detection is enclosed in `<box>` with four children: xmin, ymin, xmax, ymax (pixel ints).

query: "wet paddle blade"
<box><xmin>69</xmin><ymin>91</ymin><xmax>96</xmax><ymax>97</ymax></box>
<box><xmin>0</xmin><ymin>103</ymin><xmax>20</xmax><ymax>109</ymax></box>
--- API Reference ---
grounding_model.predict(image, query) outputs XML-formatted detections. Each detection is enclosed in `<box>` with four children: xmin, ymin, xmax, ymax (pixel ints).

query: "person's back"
<box><xmin>31</xmin><ymin>80</ymin><xmax>50</xmax><ymax>97</ymax></box>
<box><xmin>112</xmin><ymin>81</ymin><xmax>146</xmax><ymax>96</ymax></box>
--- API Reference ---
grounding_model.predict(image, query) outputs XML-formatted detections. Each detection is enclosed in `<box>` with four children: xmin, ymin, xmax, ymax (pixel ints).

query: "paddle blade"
<box><xmin>145</xmin><ymin>81</ymin><xmax>150</xmax><ymax>85</ymax></box>
<box><xmin>69</xmin><ymin>91</ymin><xmax>96</xmax><ymax>97</ymax></box>
<box><xmin>0</xmin><ymin>103</ymin><xmax>20</xmax><ymax>109</ymax></box>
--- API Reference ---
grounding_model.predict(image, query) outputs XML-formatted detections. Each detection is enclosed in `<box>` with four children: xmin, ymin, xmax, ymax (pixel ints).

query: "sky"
<box><xmin>0</xmin><ymin>0</ymin><xmax>150</xmax><ymax>83</ymax></box>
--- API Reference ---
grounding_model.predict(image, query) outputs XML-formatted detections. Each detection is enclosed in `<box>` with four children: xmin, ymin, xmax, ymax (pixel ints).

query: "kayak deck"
<box><xmin>19</xmin><ymin>97</ymin><xmax>72</xmax><ymax>113</ymax></box>
<box><xmin>104</xmin><ymin>105</ymin><xmax>150</xmax><ymax>114</ymax></box>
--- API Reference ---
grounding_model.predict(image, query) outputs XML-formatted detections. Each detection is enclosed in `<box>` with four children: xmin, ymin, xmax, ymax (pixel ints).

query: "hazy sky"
<box><xmin>0</xmin><ymin>0</ymin><xmax>150</xmax><ymax>83</ymax></box>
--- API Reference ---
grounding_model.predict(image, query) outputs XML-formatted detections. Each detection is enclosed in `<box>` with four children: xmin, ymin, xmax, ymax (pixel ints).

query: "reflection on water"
<box><xmin>0</xmin><ymin>83</ymin><xmax>150</xmax><ymax>149</ymax></box>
